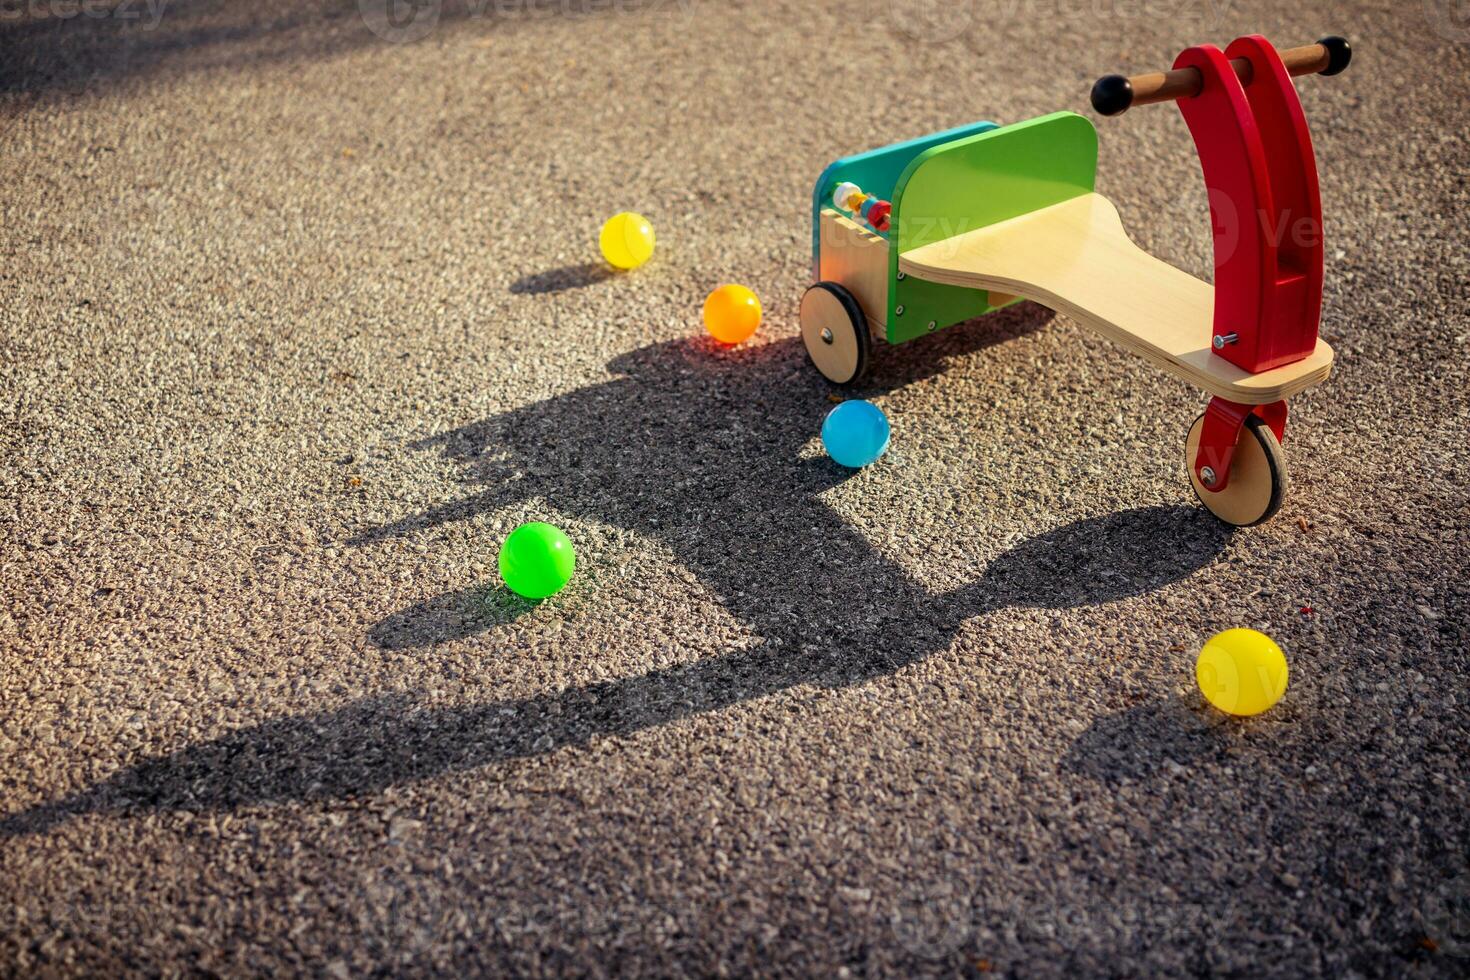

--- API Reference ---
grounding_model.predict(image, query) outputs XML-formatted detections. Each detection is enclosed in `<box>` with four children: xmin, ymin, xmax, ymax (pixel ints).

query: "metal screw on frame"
<box><xmin>1212</xmin><ymin>332</ymin><xmax>1239</xmax><ymax>350</ymax></box>
<box><xmin>1200</xmin><ymin>466</ymin><xmax>1217</xmax><ymax>486</ymax></box>
<box><xmin>895</xmin><ymin>305</ymin><xmax>905</xmax><ymax>316</ymax></box>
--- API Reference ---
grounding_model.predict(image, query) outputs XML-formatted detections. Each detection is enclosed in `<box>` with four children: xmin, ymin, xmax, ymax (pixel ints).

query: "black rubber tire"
<box><xmin>1186</xmin><ymin>413</ymin><xmax>1289</xmax><ymax>527</ymax></box>
<box><xmin>800</xmin><ymin>281</ymin><xmax>871</xmax><ymax>385</ymax></box>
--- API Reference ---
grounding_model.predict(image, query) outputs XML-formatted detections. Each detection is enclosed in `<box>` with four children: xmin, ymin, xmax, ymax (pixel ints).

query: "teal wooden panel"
<box><xmin>809</xmin><ymin>120</ymin><xmax>998</xmax><ymax>276</ymax></box>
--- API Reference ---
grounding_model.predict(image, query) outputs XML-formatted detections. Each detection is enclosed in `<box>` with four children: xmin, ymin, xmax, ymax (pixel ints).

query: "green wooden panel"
<box><xmin>886</xmin><ymin>111</ymin><xmax>1099</xmax><ymax>344</ymax></box>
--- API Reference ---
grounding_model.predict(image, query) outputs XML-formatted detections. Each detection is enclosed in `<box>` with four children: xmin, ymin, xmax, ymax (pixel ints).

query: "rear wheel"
<box><xmin>1185</xmin><ymin>413</ymin><xmax>1288</xmax><ymax>526</ymax></box>
<box><xmin>800</xmin><ymin>282</ymin><xmax>870</xmax><ymax>384</ymax></box>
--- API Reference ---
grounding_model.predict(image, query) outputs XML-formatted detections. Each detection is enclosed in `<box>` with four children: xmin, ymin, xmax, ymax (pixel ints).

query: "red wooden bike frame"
<box><xmin>1175</xmin><ymin>35</ymin><xmax>1325</xmax><ymax>493</ymax></box>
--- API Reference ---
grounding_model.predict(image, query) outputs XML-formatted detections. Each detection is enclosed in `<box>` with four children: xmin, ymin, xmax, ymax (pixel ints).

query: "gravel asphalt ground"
<box><xmin>2</xmin><ymin>1</ymin><xmax>1468</xmax><ymax>975</ymax></box>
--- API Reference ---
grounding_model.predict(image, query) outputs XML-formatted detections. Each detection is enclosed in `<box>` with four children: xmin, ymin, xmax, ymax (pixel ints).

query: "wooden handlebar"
<box><xmin>1091</xmin><ymin>36</ymin><xmax>1351</xmax><ymax>116</ymax></box>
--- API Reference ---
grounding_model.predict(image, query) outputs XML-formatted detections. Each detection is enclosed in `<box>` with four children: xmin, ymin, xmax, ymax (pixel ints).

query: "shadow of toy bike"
<box><xmin>2</xmin><ymin>306</ymin><xmax>1234</xmax><ymax>835</ymax></box>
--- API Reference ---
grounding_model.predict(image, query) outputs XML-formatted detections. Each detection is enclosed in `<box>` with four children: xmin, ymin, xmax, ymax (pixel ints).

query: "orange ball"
<box><xmin>702</xmin><ymin>284</ymin><xmax>762</xmax><ymax>344</ymax></box>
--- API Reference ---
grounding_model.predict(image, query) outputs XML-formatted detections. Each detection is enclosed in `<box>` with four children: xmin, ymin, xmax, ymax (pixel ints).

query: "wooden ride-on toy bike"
<box><xmin>799</xmin><ymin>35</ymin><xmax>1352</xmax><ymax>526</ymax></box>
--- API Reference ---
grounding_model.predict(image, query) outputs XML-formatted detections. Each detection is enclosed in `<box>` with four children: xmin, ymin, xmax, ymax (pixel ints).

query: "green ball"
<box><xmin>498</xmin><ymin>522</ymin><xmax>575</xmax><ymax>599</ymax></box>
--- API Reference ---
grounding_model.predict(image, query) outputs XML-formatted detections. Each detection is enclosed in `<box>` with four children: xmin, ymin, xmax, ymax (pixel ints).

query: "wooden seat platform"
<box><xmin>897</xmin><ymin>193</ymin><xmax>1333</xmax><ymax>404</ymax></box>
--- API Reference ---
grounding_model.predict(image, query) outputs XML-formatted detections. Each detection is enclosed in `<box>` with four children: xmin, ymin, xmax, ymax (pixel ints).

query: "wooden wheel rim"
<box><xmin>800</xmin><ymin>283</ymin><xmax>867</xmax><ymax>384</ymax></box>
<box><xmin>1186</xmin><ymin>413</ymin><xmax>1289</xmax><ymax>527</ymax></box>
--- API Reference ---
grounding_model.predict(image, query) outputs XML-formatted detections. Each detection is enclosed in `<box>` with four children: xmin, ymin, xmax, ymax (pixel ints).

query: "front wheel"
<box><xmin>1185</xmin><ymin>413</ymin><xmax>1289</xmax><ymax>527</ymax></box>
<box><xmin>800</xmin><ymin>282</ymin><xmax>870</xmax><ymax>385</ymax></box>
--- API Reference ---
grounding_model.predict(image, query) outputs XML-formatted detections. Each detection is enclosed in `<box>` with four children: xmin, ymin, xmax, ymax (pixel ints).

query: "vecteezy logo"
<box><xmin>1424</xmin><ymin>0</ymin><xmax>1470</xmax><ymax>42</ymax></box>
<box><xmin>888</xmin><ymin>0</ymin><xmax>973</xmax><ymax>43</ymax></box>
<box><xmin>890</xmin><ymin>880</ymin><xmax>973</xmax><ymax>960</ymax></box>
<box><xmin>359</xmin><ymin>0</ymin><xmax>441</xmax><ymax>43</ymax></box>
<box><xmin>1423</xmin><ymin>873</ymin><xmax>1470</xmax><ymax>957</ymax></box>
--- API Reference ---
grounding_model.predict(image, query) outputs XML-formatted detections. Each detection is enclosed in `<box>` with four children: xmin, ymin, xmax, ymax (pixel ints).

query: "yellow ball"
<box><xmin>703</xmin><ymin>283</ymin><xmax>762</xmax><ymax>344</ymax></box>
<box><xmin>599</xmin><ymin>212</ymin><xmax>655</xmax><ymax>270</ymax></box>
<box><xmin>1196</xmin><ymin>628</ymin><xmax>1288</xmax><ymax>717</ymax></box>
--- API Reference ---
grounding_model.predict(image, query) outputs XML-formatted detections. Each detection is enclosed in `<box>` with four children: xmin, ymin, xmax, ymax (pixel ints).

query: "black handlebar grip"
<box><xmin>1090</xmin><ymin>74</ymin><xmax>1134</xmax><ymax>116</ymax></box>
<box><xmin>1316</xmin><ymin>35</ymin><xmax>1352</xmax><ymax>75</ymax></box>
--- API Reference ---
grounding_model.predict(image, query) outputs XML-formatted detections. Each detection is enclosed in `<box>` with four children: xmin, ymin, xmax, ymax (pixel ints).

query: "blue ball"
<box><xmin>821</xmin><ymin>399</ymin><xmax>890</xmax><ymax>468</ymax></box>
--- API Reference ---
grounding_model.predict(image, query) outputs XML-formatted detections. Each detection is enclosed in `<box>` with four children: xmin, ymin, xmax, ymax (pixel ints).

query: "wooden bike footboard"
<box><xmin>898</xmin><ymin>193</ymin><xmax>1332</xmax><ymax>404</ymax></box>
